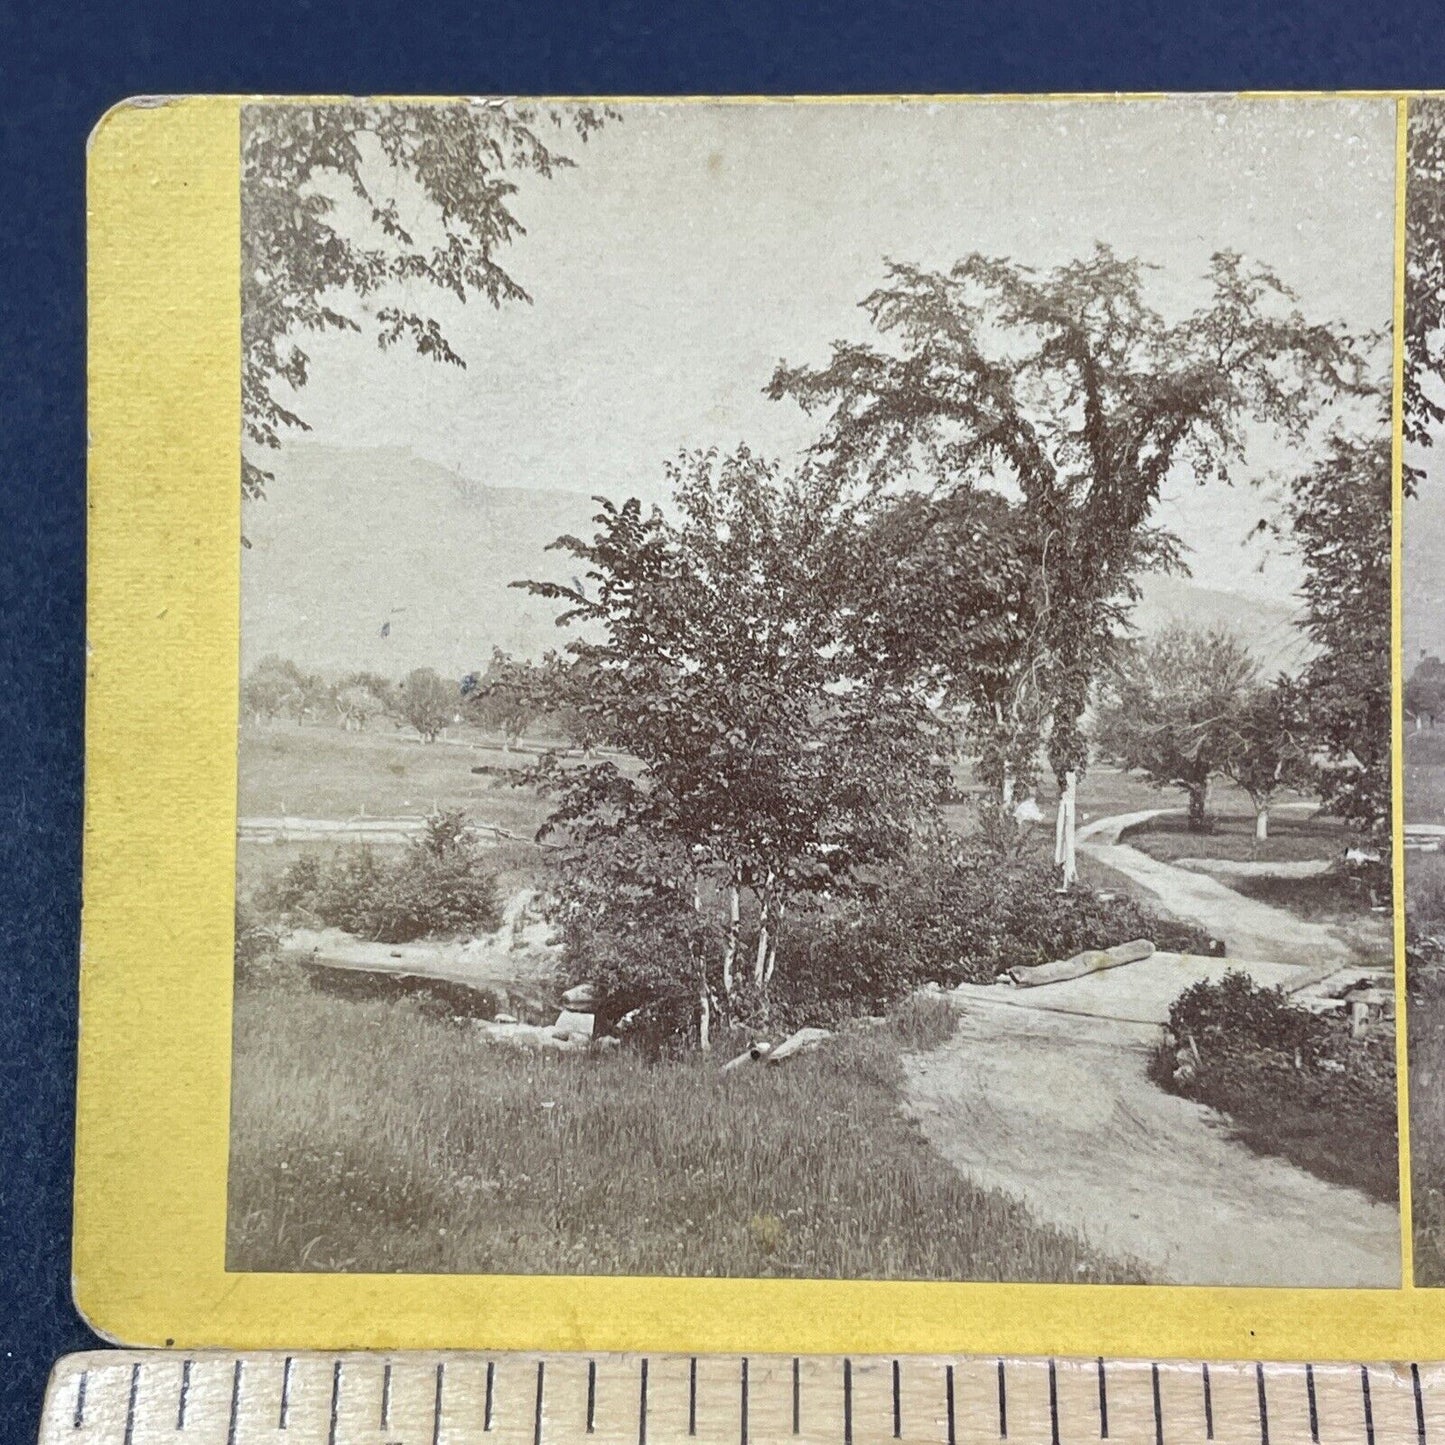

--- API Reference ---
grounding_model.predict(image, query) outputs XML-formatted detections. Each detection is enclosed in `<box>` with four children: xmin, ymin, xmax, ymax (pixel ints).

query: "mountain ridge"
<box><xmin>240</xmin><ymin>444</ymin><xmax>1309</xmax><ymax>680</ymax></box>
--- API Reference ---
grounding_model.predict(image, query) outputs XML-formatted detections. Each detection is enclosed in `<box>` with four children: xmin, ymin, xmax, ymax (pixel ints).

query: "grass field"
<box><xmin>226</xmin><ymin>967</ymin><xmax>1143</xmax><ymax>1282</ymax></box>
<box><xmin>1406</xmin><ymin>736</ymin><xmax>1445</xmax><ymax>1282</ymax></box>
<box><xmin>1409</xmin><ymin>791</ymin><xmax>1445</xmax><ymax>1284</ymax></box>
<box><xmin>1410</xmin><ymin>971</ymin><xmax>1445</xmax><ymax>1286</ymax></box>
<box><xmin>1406</xmin><ymin>727</ymin><xmax>1445</xmax><ymax>825</ymax></box>
<box><xmin>238</xmin><ymin>722</ymin><xmax>573</xmax><ymax>831</ymax></box>
<box><xmin>1120</xmin><ymin>807</ymin><xmax>1345</xmax><ymax>865</ymax></box>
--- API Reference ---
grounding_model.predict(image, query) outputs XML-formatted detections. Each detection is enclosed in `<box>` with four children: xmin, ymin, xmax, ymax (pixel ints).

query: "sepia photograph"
<box><xmin>1404</xmin><ymin>95</ymin><xmax>1445</xmax><ymax>1286</ymax></box>
<box><xmin>226</xmin><ymin>96</ymin><xmax>1400</xmax><ymax>1287</ymax></box>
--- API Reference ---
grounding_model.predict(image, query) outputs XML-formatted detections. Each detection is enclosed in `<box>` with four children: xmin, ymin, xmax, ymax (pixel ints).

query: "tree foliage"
<box><xmin>462</xmin><ymin>648</ymin><xmax>550</xmax><ymax>748</ymax></box>
<box><xmin>1407</xmin><ymin>97</ymin><xmax>1445</xmax><ymax>492</ymax></box>
<box><xmin>241</xmin><ymin>101</ymin><xmax>610</xmax><ymax>500</ymax></box>
<box><xmin>1094</xmin><ymin>625</ymin><xmax>1259</xmax><ymax>831</ymax></box>
<box><xmin>1216</xmin><ymin>676</ymin><xmax>1314</xmax><ymax>838</ymax></box>
<box><xmin>241</xmin><ymin>654</ymin><xmax>326</xmax><ymax>723</ymax></box>
<box><xmin>1408</xmin><ymin>653</ymin><xmax>1445</xmax><ymax>728</ymax></box>
<box><xmin>519</xmin><ymin>446</ymin><xmax>947</xmax><ymax>1006</ymax></box>
<box><xmin>397</xmin><ymin>666</ymin><xmax>457</xmax><ymax>743</ymax></box>
<box><xmin>768</xmin><ymin>246</ymin><xmax>1368</xmax><ymax>816</ymax></box>
<box><xmin>1287</xmin><ymin>431</ymin><xmax>1393</xmax><ymax>834</ymax></box>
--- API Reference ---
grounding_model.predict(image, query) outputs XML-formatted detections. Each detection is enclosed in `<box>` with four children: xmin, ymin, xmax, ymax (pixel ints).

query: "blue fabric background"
<box><xmin>4</xmin><ymin>2</ymin><xmax>1445</xmax><ymax>1438</ymax></box>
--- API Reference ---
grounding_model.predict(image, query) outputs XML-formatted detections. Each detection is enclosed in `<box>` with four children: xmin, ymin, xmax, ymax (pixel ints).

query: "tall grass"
<box><xmin>227</xmin><ymin>971</ymin><xmax>1141</xmax><ymax>1282</ymax></box>
<box><xmin>1409</xmin><ymin>848</ymin><xmax>1445</xmax><ymax>1284</ymax></box>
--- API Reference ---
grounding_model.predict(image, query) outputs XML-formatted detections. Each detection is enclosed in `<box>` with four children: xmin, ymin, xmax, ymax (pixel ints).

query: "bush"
<box><xmin>812</xmin><ymin>838</ymin><xmax>1214</xmax><ymax>992</ymax></box>
<box><xmin>1168</xmin><ymin>969</ymin><xmax>1327</xmax><ymax>1062</ymax></box>
<box><xmin>234</xmin><ymin>896</ymin><xmax>280</xmax><ymax>976</ymax></box>
<box><xmin>544</xmin><ymin>830</ymin><xmax>1212</xmax><ymax>1047</ymax></box>
<box><xmin>257</xmin><ymin>810</ymin><xmax>504</xmax><ymax>943</ymax></box>
<box><xmin>1153</xmin><ymin>970</ymin><xmax>1397</xmax><ymax>1202</ymax></box>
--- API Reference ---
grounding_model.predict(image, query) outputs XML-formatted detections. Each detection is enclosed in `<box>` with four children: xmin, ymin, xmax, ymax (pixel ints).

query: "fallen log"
<box><xmin>765</xmin><ymin>1026</ymin><xmax>833</xmax><ymax>1063</ymax></box>
<box><xmin>721</xmin><ymin>1041</ymin><xmax>773</xmax><ymax>1072</ymax></box>
<box><xmin>1006</xmin><ymin>938</ymin><xmax>1154</xmax><ymax>988</ymax></box>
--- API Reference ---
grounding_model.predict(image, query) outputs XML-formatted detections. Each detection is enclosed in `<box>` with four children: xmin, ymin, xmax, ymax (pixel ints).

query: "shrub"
<box><xmin>234</xmin><ymin>896</ymin><xmax>280</xmax><ymax>976</ymax></box>
<box><xmin>1153</xmin><ymin>970</ymin><xmax>1397</xmax><ymax>1202</ymax></box>
<box><xmin>1168</xmin><ymin>969</ymin><xmax>1327</xmax><ymax>1063</ymax></box>
<box><xmin>812</xmin><ymin>837</ymin><xmax>1214</xmax><ymax>991</ymax></box>
<box><xmin>257</xmin><ymin>810</ymin><xmax>504</xmax><ymax>943</ymax></box>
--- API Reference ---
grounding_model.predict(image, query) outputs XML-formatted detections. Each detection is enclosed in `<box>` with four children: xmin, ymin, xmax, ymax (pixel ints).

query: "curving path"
<box><xmin>904</xmin><ymin>999</ymin><xmax>1401</xmax><ymax>1287</ymax></box>
<box><xmin>1077</xmin><ymin>807</ymin><xmax>1369</xmax><ymax>968</ymax></box>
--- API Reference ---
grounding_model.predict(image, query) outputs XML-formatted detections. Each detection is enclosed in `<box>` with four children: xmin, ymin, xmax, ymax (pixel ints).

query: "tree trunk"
<box><xmin>1001</xmin><ymin>766</ymin><xmax>1015</xmax><ymax>808</ymax></box>
<box><xmin>1187</xmin><ymin>782</ymin><xmax>1209</xmax><ymax>833</ymax></box>
<box><xmin>721</xmin><ymin>877</ymin><xmax>740</xmax><ymax>995</ymax></box>
<box><xmin>694</xmin><ymin>875</ymin><xmax>711</xmax><ymax>1050</ymax></box>
<box><xmin>1054</xmin><ymin>769</ymin><xmax>1078</xmax><ymax>890</ymax></box>
<box><xmin>1255</xmin><ymin>803</ymin><xmax>1269</xmax><ymax>842</ymax></box>
<box><xmin>763</xmin><ymin>899</ymin><xmax>783</xmax><ymax>985</ymax></box>
<box><xmin>753</xmin><ymin>874</ymin><xmax>774</xmax><ymax>990</ymax></box>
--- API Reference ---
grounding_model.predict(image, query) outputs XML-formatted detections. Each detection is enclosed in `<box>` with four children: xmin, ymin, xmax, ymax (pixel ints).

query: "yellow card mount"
<box><xmin>36</xmin><ymin>1352</ymin><xmax>1445</xmax><ymax>1445</ymax></box>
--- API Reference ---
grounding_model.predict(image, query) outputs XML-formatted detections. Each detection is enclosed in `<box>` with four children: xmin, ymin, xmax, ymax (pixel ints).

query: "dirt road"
<box><xmin>1077</xmin><ymin>807</ymin><xmax>1376</xmax><ymax>968</ymax></box>
<box><xmin>903</xmin><ymin>998</ymin><xmax>1400</xmax><ymax>1287</ymax></box>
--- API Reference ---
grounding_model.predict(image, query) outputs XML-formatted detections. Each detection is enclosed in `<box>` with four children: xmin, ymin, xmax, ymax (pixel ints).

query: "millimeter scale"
<box><xmin>34</xmin><ymin>1353</ymin><xmax>1445</xmax><ymax>1445</ymax></box>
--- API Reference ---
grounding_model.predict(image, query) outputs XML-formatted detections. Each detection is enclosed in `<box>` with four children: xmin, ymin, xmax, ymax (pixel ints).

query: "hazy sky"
<box><xmin>265</xmin><ymin>96</ymin><xmax>1399</xmax><ymax>605</ymax></box>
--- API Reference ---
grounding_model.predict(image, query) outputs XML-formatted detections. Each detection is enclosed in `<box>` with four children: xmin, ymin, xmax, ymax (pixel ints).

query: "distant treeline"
<box><xmin>240</xmin><ymin>648</ymin><xmax>595</xmax><ymax>750</ymax></box>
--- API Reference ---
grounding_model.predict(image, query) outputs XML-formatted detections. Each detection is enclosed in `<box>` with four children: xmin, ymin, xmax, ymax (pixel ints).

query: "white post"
<box><xmin>1055</xmin><ymin>770</ymin><xmax>1078</xmax><ymax>890</ymax></box>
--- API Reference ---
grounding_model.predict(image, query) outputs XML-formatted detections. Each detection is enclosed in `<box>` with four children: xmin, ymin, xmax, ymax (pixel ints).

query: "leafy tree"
<box><xmin>241</xmin><ymin>654</ymin><xmax>318</xmax><ymax>724</ymax></box>
<box><xmin>396</xmin><ymin>666</ymin><xmax>457</xmax><ymax>743</ymax></box>
<box><xmin>849</xmin><ymin>486</ymin><xmax>1037</xmax><ymax>798</ymax></box>
<box><xmin>242</xmin><ymin>101</ymin><xmax>610</xmax><ymax>501</ymax></box>
<box><xmin>1217</xmin><ymin>676</ymin><xmax>1313</xmax><ymax>842</ymax></box>
<box><xmin>1407</xmin><ymin>97</ymin><xmax>1445</xmax><ymax>493</ymax></box>
<box><xmin>1094</xmin><ymin>625</ymin><xmax>1259</xmax><ymax>832</ymax></box>
<box><xmin>462</xmin><ymin>648</ymin><xmax>548</xmax><ymax>750</ymax></box>
<box><xmin>1288</xmin><ymin>432</ymin><xmax>1393</xmax><ymax>835</ymax></box>
<box><xmin>333</xmin><ymin>671</ymin><xmax>393</xmax><ymax>731</ymax></box>
<box><xmin>768</xmin><ymin>246</ymin><xmax>1367</xmax><ymax>878</ymax></box>
<box><xmin>1408</xmin><ymin>654</ymin><xmax>1445</xmax><ymax>730</ymax></box>
<box><xmin>519</xmin><ymin>447</ymin><xmax>944</xmax><ymax>1017</ymax></box>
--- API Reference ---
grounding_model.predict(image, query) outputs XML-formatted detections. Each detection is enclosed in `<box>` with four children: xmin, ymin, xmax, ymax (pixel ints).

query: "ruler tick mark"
<box><xmin>688</xmin><ymin>1358</ymin><xmax>697</xmax><ymax>1437</ymax></box>
<box><xmin>227</xmin><ymin>1362</ymin><xmax>244</xmax><ymax>1445</ymax></box>
<box><xmin>434</xmin><ymin>1362</ymin><xmax>446</xmax><ymax>1445</ymax></box>
<box><xmin>587</xmin><ymin>1361</ymin><xmax>597</xmax><ymax>1435</ymax></box>
<box><xmin>636</xmin><ymin>1360</ymin><xmax>647</xmax><ymax>1445</ymax></box>
<box><xmin>1361</xmin><ymin>1367</ymin><xmax>1375</xmax><ymax>1445</ymax></box>
<box><xmin>123</xmin><ymin>1364</ymin><xmax>141</xmax><ymax>1445</ymax></box>
<box><xmin>382</xmin><ymin>1363</ymin><xmax>393</xmax><ymax>1431</ymax></box>
<box><xmin>741</xmin><ymin>1357</ymin><xmax>750</xmax><ymax>1445</ymax></box>
<box><xmin>280</xmin><ymin>1357</ymin><xmax>294</xmax><ymax>1430</ymax></box>
<box><xmin>1203</xmin><ymin>1364</ymin><xmax>1214</xmax><ymax>1441</ymax></box>
<box><xmin>1307</xmin><ymin>1364</ymin><xmax>1319</xmax><ymax>1444</ymax></box>
<box><xmin>73</xmin><ymin>1370</ymin><xmax>87</xmax><ymax>1430</ymax></box>
<box><xmin>1049</xmin><ymin>1360</ymin><xmax>1060</xmax><ymax>1445</ymax></box>
<box><xmin>843</xmin><ymin>1359</ymin><xmax>853</xmax><ymax>1445</ymax></box>
<box><xmin>998</xmin><ymin>1360</ymin><xmax>1008</xmax><ymax>1439</ymax></box>
<box><xmin>792</xmin><ymin>1358</ymin><xmax>800</xmax><ymax>1436</ymax></box>
<box><xmin>1255</xmin><ymin>1363</ymin><xmax>1269</xmax><ymax>1445</ymax></box>
<box><xmin>484</xmin><ymin>1362</ymin><xmax>494</xmax><ymax>1432</ymax></box>
<box><xmin>1415</xmin><ymin>1363</ymin><xmax>1428</xmax><ymax>1445</ymax></box>
<box><xmin>893</xmin><ymin>1360</ymin><xmax>903</xmax><ymax>1440</ymax></box>
<box><xmin>178</xmin><ymin>1362</ymin><xmax>192</xmax><ymax>1432</ymax></box>
<box><xmin>1097</xmin><ymin>1358</ymin><xmax>1109</xmax><ymax>1439</ymax></box>
<box><xmin>535</xmin><ymin>1361</ymin><xmax>547</xmax><ymax>1445</ymax></box>
<box><xmin>945</xmin><ymin>1365</ymin><xmax>956</xmax><ymax>1445</ymax></box>
<box><xmin>326</xmin><ymin>1362</ymin><xmax>340</xmax><ymax>1445</ymax></box>
<box><xmin>1151</xmin><ymin>1364</ymin><xmax>1163</xmax><ymax>1445</ymax></box>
